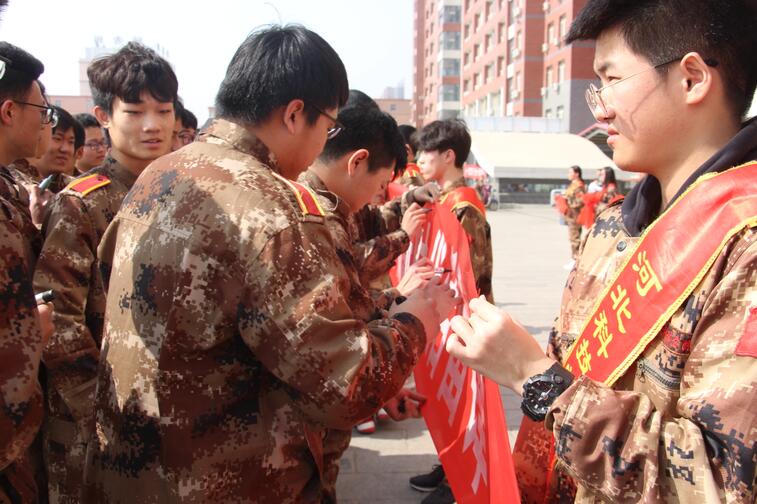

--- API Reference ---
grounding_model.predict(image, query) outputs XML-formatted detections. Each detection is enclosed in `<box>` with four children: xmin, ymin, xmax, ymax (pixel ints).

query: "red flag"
<box><xmin>391</xmin><ymin>204</ymin><xmax>520</xmax><ymax>504</ymax></box>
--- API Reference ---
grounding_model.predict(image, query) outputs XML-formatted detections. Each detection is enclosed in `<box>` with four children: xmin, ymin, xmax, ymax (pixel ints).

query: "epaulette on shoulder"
<box><xmin>271</xmin><ymin>172</ymin><xmax>325</xmax><ymax>218</ymax></box>
<box><xmin>65</xmin><ymin>174</ymin><xmax>111</xmax><ymax>197</ymax></box>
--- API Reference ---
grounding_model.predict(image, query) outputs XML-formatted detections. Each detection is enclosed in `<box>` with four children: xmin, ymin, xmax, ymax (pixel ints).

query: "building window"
<box><xmin>440</xmin><ymin>84</ymin><xmax>460</xmax><ymax>102</ymax></box>
<box><xmin>485</xmin><ymin>0</ymin><xmax>494</xmax><ymax>20</ymax></box>
<box><xmin>498</xmin><ymin>22</ymin><xmax>505</xmax><ymax>43</ymax></box>
<box><xmin>556</xmin><ymin>105</ymin><xmax>565</xmax><ymax>119</ymax></box>
<box><xmin>474</xmin><ymin>73</ymin><xmax>480</xmax><ymax>87</ymax></box>
<box><xmin>474</xmin><ymin>13</ymin><xmax>480</xmax><ymax>30</ymax></box>
<box><xmin>464</xmin><ymin>51</ymin><xmax>470</xmax><ymax>66</ymax></box>
<box><xmin>559</xmin><ymin>14</ymin><xmax>567</xmax><ymax>42</ymax></box>
<box><xmin>547</xmin><ymin>22</ymin><xmax>555</xmax><ymax>46</ymax></box>
<box><xmin>464</xmin><ymin>23</ymin><xmax>470</xmax><ymax>38</ymax></box>
<box><xmin>390</xmin><ymin>104</ymin><xmax>397</xmax><ymax>111</ymax></box>
<box><xmin>440</xmin><ymin>5</ymin><xmax>461</xmax><ymax>24</ymax></box>
<box><xmin>474</xmin><ymin>43</ymin><xmax>480</xmax><ymax>59</ymax></box>
<box><xmin>440</xmin><ymin>31</ymin><xmax>461</xmax><ymax>50</ymax></box>
<box><xmin>545</xmin><ymin>108</ymin><xmax>553</xmax><ymax>118</ymax></box>
<box><xmin>441</xmin><ymin>58</ymin><xmax>460</xmax><ymax>77</ymax></box>
<box><xmin>485</xmin><ymin>31</ymin><xmax>493</xmax><ymax>51</ymax></box>
<box><xmin>546</xmin><ymin>66</ymin><xmax>553</xmax><ymax>86</ymax></box>
<box><xmin>464</xmin><ymin>79</ymin><xmax>470</xmax><ymax>92</ymax></box>
<box><xmin>485</xmin><ymin>63</ymin><xmax>493</xmax><ymax>83</ymax></box>
<box><xmin>558</xmin><ymin>60</ymin><xmax>566</xmax><ymax>82</ymax></box>
<box><xmin>497</xmin><ymin>56</ymin><xmax>505</xmax><ymax>76</ymax></box>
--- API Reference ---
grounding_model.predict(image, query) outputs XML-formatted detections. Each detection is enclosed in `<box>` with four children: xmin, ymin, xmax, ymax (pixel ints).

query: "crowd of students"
<box><xmin>1</xmin><ymin>0</ymin><xmax>756</xmax><ymax>503</ymax></box>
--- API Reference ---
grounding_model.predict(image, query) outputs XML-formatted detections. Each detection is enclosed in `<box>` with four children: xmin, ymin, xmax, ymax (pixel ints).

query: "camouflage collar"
<box><xmin>440</xmin><ymin>176</ymin><xmax>466</xmax><ymax>195</ymax></box>
<box><xmin>100</xmin><ymin>156</ymin><xmax>139</xmax><ymax>190</ymax></box>
<box><xmin>202</xmin><ymin>118</ymin><xmax>280</xmax><ymax>173</ymax></box>
<box><xmin>298</xmin><ymin>168</ymin><xmax>350</xmax><ymax>218</ymax></box>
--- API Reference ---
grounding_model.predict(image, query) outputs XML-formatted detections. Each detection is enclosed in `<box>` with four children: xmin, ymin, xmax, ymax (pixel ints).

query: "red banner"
<box><xmin>391</xmin><ymin>204</ymin><xmax>520</xmax><ymax>504</ymax></box>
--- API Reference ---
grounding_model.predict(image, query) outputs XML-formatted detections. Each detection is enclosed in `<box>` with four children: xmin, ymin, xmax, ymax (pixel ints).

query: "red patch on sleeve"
<box><xmin>735</xmin><ymin>306</ymin><xmax>757</xmax><ymax>358</ymax></box>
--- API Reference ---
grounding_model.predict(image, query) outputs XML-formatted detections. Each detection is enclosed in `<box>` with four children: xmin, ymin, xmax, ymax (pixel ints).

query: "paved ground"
<box><xmin>337</xmin><ymin>204</ymin><xmax>574</xmax><ymax>503</ymax></box>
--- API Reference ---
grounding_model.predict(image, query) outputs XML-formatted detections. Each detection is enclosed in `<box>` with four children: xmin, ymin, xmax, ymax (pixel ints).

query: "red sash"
<box><xmin>515</xmin><ymin>161</ymin><xmax>757</xmax><ymax>503</ymax></box>
<box><xmin>440</xmin><ymin>186</ymin><xmax>486</xmax><ymax>216</ymax></box>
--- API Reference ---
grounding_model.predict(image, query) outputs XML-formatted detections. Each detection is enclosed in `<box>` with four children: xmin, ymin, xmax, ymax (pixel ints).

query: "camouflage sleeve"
<box><xmin>354</xmin><ymin>229</ymin><xmax>409</xmax><ymax>285</ymax></box>
<box><xmin>0</xmin><ymin>201</ymin><xmax>44</xmax><ymax>471</ymax></box>
<box><xmin>33</xmin><ymin>195</ymin><xmax>99</xmax><ymax>426</ymax></box>
<box><xmin>368</xmin><ymin>286</ymin><xmax>402</xmax><ymax>312</ymax></box>
<box><xmin>240</xmin><ymin>220</ymin><xmax>427</xmax><ymax>431</ymax></box>
<box><xmin>456</xmin><ymin>206</ymin><xmax>493</xmax><ymax>302</ymax></box>
<box><xmin>546</xmin><ymin>241</ymin><xmax>757</xmax><ymax>503</ymax></box>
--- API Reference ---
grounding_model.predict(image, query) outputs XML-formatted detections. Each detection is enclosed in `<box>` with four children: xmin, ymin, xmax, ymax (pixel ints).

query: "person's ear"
<box><xmin>678</xmin><ymin>52</ymin><xmax>713</xmax><ymax>106</ymax></box>
<box><xmin>282</xmin><ymin>99</ymin><xmax>305</xmax><ymax>135</ymax></box>
<box><xmin>346</xmin><ymin>149</ymin><xmax>369</xmax><ymax>176</ymax></box>
<box><xmin>75</xmin><ymin>146</ymin><xmax>84</xmax><ymax>161</ymax></box>
<box><xmin>0</xmin><ymin>99</ymin><xmax>16</xmax><ymax>126</ymax></box>
<box><xmin>93</xmin><ymin>106</ymin><xmax>111</xmax><ymax>129</ymax></box>
<box><xmin>443</xmin><ymin>148</ymin><xmax>456</xmax><ymax>166</ymax></box>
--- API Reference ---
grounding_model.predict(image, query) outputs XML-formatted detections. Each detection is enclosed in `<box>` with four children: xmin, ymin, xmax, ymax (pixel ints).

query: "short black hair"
<box><xmin>0</xmin><ymin>42</ymin><xmax>44</xmax><ymax>103</ymax></box>
<box><xmin>53</xmin><ymin>106</ymin><xmax>85</xmax><ymax>150</ymax></box>
<box><xmin>75</xmin><ymin>113</ymin><xmax>100</xmax><ymax>129</ymax></box>
<box><xmin>416</xmin><ymin>119</ymin><xmax>471</xmax><ymax>168</ymax></box>
<box><xmin>180</xmin><ymin>107</ymin><xmax>197</xmax><ymax>130</ymax></box>
<box><xmin>567</xmin><ymin>0</ymin><xmax>757</xmax><ymax>119</ymax></box>
<box><xmin>87</xmin><ymin>41</ymin><xmax>178</xmax><ymax>114</ymax></box>
<box><xmin>216</xmin><ymin>24</ymin><xmax>349</xmax><ymax>125</ymax></box>
<box><xmin>398</xmin><ymin>124</ymin><xmax>418</xmax><ymax>154</ymax></box>
<box><xmin>570</xmin><ymin>165</ymin><xmax>583</xmax><ymax>179</ymax></box>
<box><xmin>345</xmin><ymin>89</ymin><xmax>379</xmax><ymax>111</ymax></box>
<box><xmin>319</xmin><ymin>107</ymin><xmax>407</xmax><ymax>178</ymax></box>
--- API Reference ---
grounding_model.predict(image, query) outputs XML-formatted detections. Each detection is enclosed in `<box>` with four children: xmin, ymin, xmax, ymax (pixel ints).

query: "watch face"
<box><xmin>521</xmin><ymin>368</ymin><xmax>572</xmax><ymax>422</ymax></box>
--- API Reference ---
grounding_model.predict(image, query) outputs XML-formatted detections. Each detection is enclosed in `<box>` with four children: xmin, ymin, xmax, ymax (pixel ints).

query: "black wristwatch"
<box><xmin>521</xmin><ymin>362</ymin><xmax>574</xmax><ymax>422</ymax></box>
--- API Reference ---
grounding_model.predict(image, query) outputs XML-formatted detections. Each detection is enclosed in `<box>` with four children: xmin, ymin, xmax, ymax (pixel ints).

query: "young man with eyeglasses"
<box><xmin>32</xmin><ymin>41</ymin><xmax>178</xmax><ymax>503</ymax></box>
<box><xmin>84</xmin><ymin>25</ymin><xmax>455</xmax><ymax>503</ymax></box>
<box><xmin>74</xmin><ymin>113</ymin><xmax>106</xmax><ymax>175</ymax></box>
<box><xmin>444</xmin><ymin>1</ymin><xmax>757</xmax><ymax>502</ymax></box>
<box><xmin>0</xmin><ymin>41</ymin><xmax>55</xmax><ymax>504</ymax></box>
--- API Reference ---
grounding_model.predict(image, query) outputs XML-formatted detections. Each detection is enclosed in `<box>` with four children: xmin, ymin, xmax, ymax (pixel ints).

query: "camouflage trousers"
<box><xmin>566</xmin><ymin>218</ymin><xmax>582</xmax><ymax>259</ymax></box>
<box><xmin>44</xmin><ymin>418</ymin><xmax>87</xmax><ymax>504</ymax></box>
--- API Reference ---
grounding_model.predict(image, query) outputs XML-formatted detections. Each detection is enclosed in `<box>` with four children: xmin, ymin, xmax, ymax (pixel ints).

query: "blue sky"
<box><xmin>1</xmin><ymin>0</ymin><xmax>414</xmax><ymax>122</ymax></box>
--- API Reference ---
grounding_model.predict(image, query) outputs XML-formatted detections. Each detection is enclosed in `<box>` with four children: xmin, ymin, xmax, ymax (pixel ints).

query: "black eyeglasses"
<box><xmin>310</xmin><ymin>104</ymin><xmax>344</xmax><ymax>140</ymax></box>
<box><xmin>13</xmin><ymin>100</ymin><xmax>58</xmax><ymax>127</ymax></box>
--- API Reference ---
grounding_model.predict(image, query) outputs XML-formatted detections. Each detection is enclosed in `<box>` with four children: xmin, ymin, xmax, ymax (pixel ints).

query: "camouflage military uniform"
<box><xmin>543</xmin><ymin>149</ymin><xmax>757</xmax><ymax>500</ymax></box>
<box><xmin>83</xmin><ymin>119</ymin><xmax>427</xmax><ymax>503</ymax></box>
<box><xmin>440</xmin><ymin>177</ymin><xmax>494</xmax><ymax>302</ymax></box>
<box><xmin>564</xmin><ymin>179</ymin><xmax>586</xmax><ymax>259</ymax></box>
<box><xmin>394</xmin><ymin>162</ymin><xmax>424</xmax><ymax>188</ymax></box>
<box><xmin>0</xmin><ymin>181</ymin><xmax>45</xmax><ymax>503</ymax></box>
<box><xmin>0</xmin><ymin>167</ymin><xmax>41</xmax><ymax>264</ymax></box>
<box><xmin>299</xmin><ymin>168</ymin><xmax>399</xmax><ymax>499</ymax></box>
<box><xmin>33</xmin><ymin>157</ymin><xmax>137</xmax><ymax>503</ymax></box>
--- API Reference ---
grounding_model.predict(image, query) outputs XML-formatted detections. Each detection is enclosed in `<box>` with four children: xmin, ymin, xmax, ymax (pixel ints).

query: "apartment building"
<box><xmin>540</xmin><ymin>0</ymin><xmax>596</xmax><ymax>132</ymax></box>
<box><xmin>411</xmin><ymin>0</ymin><xmax>463</xmax><ymax>126</ymax></box>
<box><xmin>414</xmin><ymin>0</ymin><xmax>597</xmax><ymax>133</ymax></box>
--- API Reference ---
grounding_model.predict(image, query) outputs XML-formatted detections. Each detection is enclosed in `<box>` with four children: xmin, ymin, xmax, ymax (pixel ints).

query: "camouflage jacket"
<box><xmin>440</xmin><ymin>178</ymin><xmax>494</xmax><ymax>302</ymax></box>
<box><xmin>83</xmin><ymin>119</ymin><xmax>426</xmax><ymax>503</ymax></box>
<box><xmin>565</xmin><ymin>179</ymin><xmax>586</xmax><ymax>218</ymax></box>
<box><xmin>545</xmin><ymin>200</ymin><xmax>757</xmax><ymax>503</ymax></box>
<box><xmin>0</xmin><ymin>191</ymin><xmax>44</xmax><ymax>502</ymax></box>
<box><xmin>0</xmin><ymin>167</ymin><xmax>41</xmax><ymax>266</ymax></box>
<box><xmin>33</xmin><ymin>157</ymin><xmax>137</xmax><ymax>433</ymax></box>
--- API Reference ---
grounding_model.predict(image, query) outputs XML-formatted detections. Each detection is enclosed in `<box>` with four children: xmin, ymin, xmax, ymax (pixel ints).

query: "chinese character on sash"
<box><xmin>610</xmin><ymin>285</ymin><xmax>632</xmax><ymax>334</ymax></box>
<box><xmin>576</xmin><ymin>339</ymin><xmax>592</xmax><ymax>374</ymax></box>
<box><xmin>592</xmin><ymin>310</ymin><xmax>613</xmax><ymax>358</ymax></box>
<box><xmin>632</xmin><ymin>250</ymin><xmax>662</xmax><ymax>297</ymax></box>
